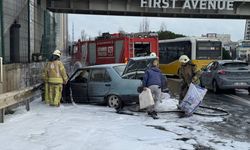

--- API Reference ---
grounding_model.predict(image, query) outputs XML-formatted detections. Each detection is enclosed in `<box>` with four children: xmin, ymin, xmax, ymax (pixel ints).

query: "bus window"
<box><xmin>159</xmin><ymin>41</ymin><xmax>191</xmax><ymax>64</ymax></box>
<box><xmin>196</xmin><ymin>41</ymin><xmax>222</xmax><ymax>60</ymax></box>
<box><xmin>134</xmin><ymin>43</ymin><xmax>151</xmax><ymax>57</ymax></box>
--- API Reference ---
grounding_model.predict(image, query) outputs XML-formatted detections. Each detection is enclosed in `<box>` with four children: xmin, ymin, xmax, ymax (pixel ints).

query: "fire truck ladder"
<box><xmin>128</xmin><ymin>37</ymin><xmax>134</xmax><ymax>58</ymax></box>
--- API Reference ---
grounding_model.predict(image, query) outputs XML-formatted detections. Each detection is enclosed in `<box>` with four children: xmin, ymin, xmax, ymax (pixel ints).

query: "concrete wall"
<box><xmin>3</xmin><ymin>0</ymin><xmax>29</xmax><ymax>63</ymax></box>
<box><xmin>0</xmin><ymin>62</ymin><xmax>45</xmax><ymax>94</ymax></box>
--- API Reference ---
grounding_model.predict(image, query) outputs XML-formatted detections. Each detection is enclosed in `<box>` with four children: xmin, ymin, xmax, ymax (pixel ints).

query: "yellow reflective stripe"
<box><xmin>48</xmin><ymin>78</ymin><xmax>63</xmax><ymax>84</ymax></box>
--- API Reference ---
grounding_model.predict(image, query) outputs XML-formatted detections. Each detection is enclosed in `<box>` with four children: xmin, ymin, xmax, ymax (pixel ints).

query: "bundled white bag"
<box><xmin>180</xmin><ymin>83</ymin><xmax>207</xmax><ymax>115</ymax></box>
<box><xmin>139</xmin><ymin>88</ymin><xmax>155</xmax><ymax>110</ymax></box>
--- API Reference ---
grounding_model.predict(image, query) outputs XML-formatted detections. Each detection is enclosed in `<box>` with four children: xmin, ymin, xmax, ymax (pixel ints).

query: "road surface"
<box><xmin>168</xmin><ymin>78</ymin><xmax>250</xmax><ymax>143</ymax></box>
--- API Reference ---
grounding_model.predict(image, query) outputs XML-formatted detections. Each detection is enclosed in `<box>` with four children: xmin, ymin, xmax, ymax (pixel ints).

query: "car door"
<box><xmin>201</xmin><ymin>62</ymin><xmax>213</xmax><ymax>86</ymax></box>
<box><xmin>70</xmin><ymin>69</ymin><xmax>89</xmax><ymax>103</ymax></box>
<box><xmin>207</xmin><ymin>61</ymin><xmax>219</xmax><ymax>87</ymax></box>
<box><xmin>88</xmin><ymin>68</ymin><xmax>111</xmax><ymax>103</ymax></box>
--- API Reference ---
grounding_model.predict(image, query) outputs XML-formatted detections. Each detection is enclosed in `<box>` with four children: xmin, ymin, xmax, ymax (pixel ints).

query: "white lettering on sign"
<box><xmin>97</xmin><ymin>46</ymin><xmax>114</xmax><ymax>57</ymax></box>
<box><xmin>107</xmin><ymin>47</ymin><xmax>114</xmax><ymax>56</ymax></box>
<box><xmin>140</xmin><ymin>0</ymin><xmax>234</xmax><ymax>11</ymax></box>
<box><xmin>141</xmin><ymin>0</ymin><xmax>175</xmax><ymax>9</ymax></box>
<box><xmin>208</xmin><ymin>0</ymin><xmax>216</xmax><ymax>10</ymax></box>
<box><xmin>154</xmin><ymin>0</ymin><xmax>161</xmax><ymax>8</ymax></box>
<box><xmin>97</xmin><ymin>47</ymin><xmax>107</xmax><ymax>57</ymax></box>
<box><xmin>200</xmin><ymin>0</ymin><xmax>206</xmax><ymax>10</ymax></box>
<box><xmin>162</xmin><ymin>0</ymin><xmax>170</xmax><ymax>8</ymax></box>
<box><xmin>227</xmin><ymin>1</ymin><xmax>234</xmax><ymax>10</ymax></box>
<box><xmin>183</xmin><ymin>0</ymin><xmax>191</xmax><ymax>9</ymax></box>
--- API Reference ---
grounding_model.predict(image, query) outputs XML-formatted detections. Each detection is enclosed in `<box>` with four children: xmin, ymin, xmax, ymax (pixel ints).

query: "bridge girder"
<box><xmin>46</xmin><ymin>0</ymin><xmax>250</xmax><ymax>19</ymax></box>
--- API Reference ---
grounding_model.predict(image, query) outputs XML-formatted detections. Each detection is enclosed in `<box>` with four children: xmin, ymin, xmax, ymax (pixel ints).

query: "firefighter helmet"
<box><xmin>53</xmin><ymin>50</ymin><xmax>61</xmax><ymax>57</ymax></box>
<box><xmin>150</xmin><ymin>52</ymin><xmax>157</xmax><ymax>57</ymax></box>
<box><xmin>179</xmin><ymin>55</ymin><xmax>190</xmax><ymax>64</ymax></box>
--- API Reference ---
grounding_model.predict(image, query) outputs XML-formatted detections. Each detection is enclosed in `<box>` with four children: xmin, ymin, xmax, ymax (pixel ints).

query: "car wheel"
<box><xmin>212</xmin><ymin>80</ymin><xmax>220</xmax><ymax>94</ymax></box>
<box><xmin>107</xmin><ymin>95</ymin><xmax>123</xmax><ymax>109</ymax></box>
<box><xmin>230</xmin><ymin>89</ymin><xmax>236</xmax><ymax>94</ymax></box>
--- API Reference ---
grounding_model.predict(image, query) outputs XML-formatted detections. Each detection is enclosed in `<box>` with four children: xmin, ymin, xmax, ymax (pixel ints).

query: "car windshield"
<box><xmin>113</xmin><ymin>65</ymin><xmax>126</xmax><ymax>76</ymax></box>
<box><xmin>222</xmin><ymin>62</ymin><xmax>248</xmax><ymax>69</ymax></box>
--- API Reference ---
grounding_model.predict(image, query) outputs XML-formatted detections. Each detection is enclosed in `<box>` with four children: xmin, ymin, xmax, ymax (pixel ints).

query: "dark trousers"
<box><xmin>179</xmin><ymin>82</ymin><xmax>189</xmax><ymax>104</ymax></box>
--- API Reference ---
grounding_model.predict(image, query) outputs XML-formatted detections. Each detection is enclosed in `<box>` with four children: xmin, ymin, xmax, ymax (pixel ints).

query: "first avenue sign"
<box><xmin>140</xmin><ymin>0</ymin><xmax>234</xmax><ymax>10</ymax></box>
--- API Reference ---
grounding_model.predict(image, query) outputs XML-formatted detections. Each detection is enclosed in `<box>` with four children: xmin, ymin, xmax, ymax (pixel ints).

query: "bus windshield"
<box><xmin>196</xmin><ymin>41</ymin><xmax>222</xmax><ymax>60</ymax></box>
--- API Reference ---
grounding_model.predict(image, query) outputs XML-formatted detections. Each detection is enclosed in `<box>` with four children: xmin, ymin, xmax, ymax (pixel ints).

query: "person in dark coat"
<box><xmin>143</xmin><ymin>59</ymin><xmax>165</xmax><ymax>119</ymax></box>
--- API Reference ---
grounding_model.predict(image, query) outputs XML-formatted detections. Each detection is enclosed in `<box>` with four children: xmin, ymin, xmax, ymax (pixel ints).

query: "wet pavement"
<box><xmin>203</xmin><ymin>91</ymin><xmax>250</xmax><ymax>142</ymax></box>
<box><xmin>168</xmin><ymin>78</ymin><xmax>250</xmax><ymax>142</ymax></box>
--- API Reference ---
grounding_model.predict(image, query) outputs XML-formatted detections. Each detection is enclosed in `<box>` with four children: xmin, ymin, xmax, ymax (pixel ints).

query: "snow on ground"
<box><xmin>0</xmin><ymin>97</ymin><xmax>249</xmax><ymax>150</ymax></box>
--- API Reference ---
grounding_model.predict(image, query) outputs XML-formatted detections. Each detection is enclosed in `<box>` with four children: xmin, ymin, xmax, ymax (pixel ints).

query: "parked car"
<box><xmin>62</xmin><ymin>56</ymin><xmax>167</xmax><ymax>108</ymax></box>
<box><xmin>200</xmin><ymin>60</ymin><xmax>250</xmax><ymax>94</ymax></box>
<box><xmin>62</xmin><ymin>63</ymin><xmax>141</xmax><ymax>109</ymax></box>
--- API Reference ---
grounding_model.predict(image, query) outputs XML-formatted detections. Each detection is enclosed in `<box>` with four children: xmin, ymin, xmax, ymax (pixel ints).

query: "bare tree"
<box><xmin>139</xmin><ymin>18</ymin><xmax>150</xmax><ymax>32</ymax></box>
<box><xmin>98</xmin><ymin>30</ymin><xmax>102</xmax><ymax>36</ymax></box>
<box><xmin>81</xmin><ymin>29</ymin><xmax>87</xmax><ymax>40</ymax></box>
<box><xmin>118</xmin><ymin>27</ymin><xmax>125</xmax><ymax>34</ymax></box>
<box><xmin>160</xmin><ymin>22</ymin><xmax>167</xmax><ymax>32</ymax></box>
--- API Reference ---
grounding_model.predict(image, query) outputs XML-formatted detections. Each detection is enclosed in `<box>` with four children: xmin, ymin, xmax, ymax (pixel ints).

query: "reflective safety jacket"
<box><xmin>44</xmin><ymin>60</ymin><xmax>68</xmax><ymax>84</ymax></box>
<box><xmin>179</xmin><ymin>61</ymin><xmax>200</xmax><ymax>85</ymax></box>
<box><xmin>42</xmin><ymin>63</ymin><xmax>49</xmax><ymax>82</ymax></box>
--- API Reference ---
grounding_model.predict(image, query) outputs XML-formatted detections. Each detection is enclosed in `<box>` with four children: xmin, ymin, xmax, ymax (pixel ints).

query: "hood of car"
<box><xmin>122</xmin><ymin>56</ymin><xmax>158</xmax><ymax>76</ymax></box>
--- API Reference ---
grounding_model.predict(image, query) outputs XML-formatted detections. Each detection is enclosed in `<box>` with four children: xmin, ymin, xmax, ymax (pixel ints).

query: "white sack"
<box><xmin>180</xmin><ymin>83</ymin><xmax>207</xmax><ymax>115</ymax></box>
<box><xmin>139</xmin><ymin>88</ymin><xmax>154</xmax><ymax>110</ymax></box>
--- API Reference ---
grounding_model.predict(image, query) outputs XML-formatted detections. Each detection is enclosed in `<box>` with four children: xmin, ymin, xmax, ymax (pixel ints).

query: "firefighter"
<box><xmin>143</xmin><ymin>59</ymin><xmax>165</xmax><ymax>119</ymax></box>
<box><xmin>42</xmin><ymin>63</ymin><xmax>49</xmax><ymax>104</ymax></box>
<box><xmin>44</xmin><ymin>50</ymin><xmax>68</xmax><ymax>107</ymax></box>
<box><xmin>178</xmin><ymin>55</ymin><xmax>200</xmax><ymax>104</ymax></box>
<box><xmin>150</xmin><ymin>52</ymin><xmax>157</xmax><ymax>57</ymax></box>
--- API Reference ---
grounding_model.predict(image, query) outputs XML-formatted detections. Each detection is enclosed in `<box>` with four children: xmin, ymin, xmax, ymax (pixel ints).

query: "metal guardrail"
<box><xmin>0</xmin><ymin>83</ymin><xmax>41</xmax><ymax>123</ymax></box>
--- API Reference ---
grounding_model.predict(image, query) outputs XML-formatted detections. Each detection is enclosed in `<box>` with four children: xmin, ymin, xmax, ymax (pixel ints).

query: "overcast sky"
<box><xmin>68</xmin><ymin>14</ymin><xmax>246</xmax><ymax>42</ymax></box>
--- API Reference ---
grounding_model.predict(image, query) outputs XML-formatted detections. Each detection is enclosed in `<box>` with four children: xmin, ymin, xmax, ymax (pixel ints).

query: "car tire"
<box><xmin>107</xmin><ymin>95</ymin><xmax>123</xmax><ymax>110</ymax></box>
<box><xmin>230</xmin><ymin>89</ymin><xmax>236</xmax><ymax>94</ymax></box>
<box><xmin>248</xmin><ymin>88</ymin><xmax>250</xmax><ymax>95</ymax></box>
<box><xmin>212</xmin><ymin>80</ymin><xmax>220</xmax><ymax>94</ymax></box>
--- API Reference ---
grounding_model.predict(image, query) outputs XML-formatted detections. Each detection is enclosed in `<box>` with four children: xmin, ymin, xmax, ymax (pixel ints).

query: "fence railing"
<box><xmin>0</xmin><ymin>83</ymin><xmax>41</xmax><ymax>123</ymax></box>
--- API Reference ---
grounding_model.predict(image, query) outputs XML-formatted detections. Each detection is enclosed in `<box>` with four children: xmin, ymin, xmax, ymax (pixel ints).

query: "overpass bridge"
<box><xmin>46</xmin><ymin>0</ymin><xmax>250</xmax><ymax>19</ymax></box>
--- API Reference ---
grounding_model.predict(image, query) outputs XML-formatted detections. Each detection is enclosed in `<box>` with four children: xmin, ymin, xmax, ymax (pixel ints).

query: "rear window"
<box><xmin>113</xmin><ymin>65</ymin><xmax>126</xmax><ymax>76</ymax></box>
<box><xmin>222</xmin><ymin>62</ymin><xmax>248</xmax><ymax>68</ymax></box>
<box><xmin>124</xmin><ymin>59</ymin><xmax>155</xmax><ymax>74</ymax></box>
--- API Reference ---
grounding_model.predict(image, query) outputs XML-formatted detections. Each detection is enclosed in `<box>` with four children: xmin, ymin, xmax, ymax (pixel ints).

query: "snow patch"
<box><xmin>0</xmin><ymin>98</ymin><xmax>249</xmax><ymax>150</ymax></box>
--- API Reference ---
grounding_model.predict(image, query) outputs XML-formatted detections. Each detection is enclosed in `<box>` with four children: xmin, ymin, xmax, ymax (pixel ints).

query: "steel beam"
<box><xmin>46</xmin><ymin>0</ymin><xmax>250</xmax><ymax>19</ymax></box>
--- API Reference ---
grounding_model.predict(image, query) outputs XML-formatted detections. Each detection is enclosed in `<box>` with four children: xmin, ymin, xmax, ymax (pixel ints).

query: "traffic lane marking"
<box><xmin>235</xmin><ymin>89</ymin><xmax>249</xmax><ymax>95</ymax></box>
<box><xmin>224</xmin><ymin>94</ymin><xmax>250</xmax><ymax>106</ymax></box>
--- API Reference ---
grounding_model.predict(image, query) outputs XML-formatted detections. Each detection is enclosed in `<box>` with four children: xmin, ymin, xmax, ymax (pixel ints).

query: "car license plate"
<box><xmin>234</xmin><ymin>82</ymin><xmax>247</xmax><ymax>86</ymax></box>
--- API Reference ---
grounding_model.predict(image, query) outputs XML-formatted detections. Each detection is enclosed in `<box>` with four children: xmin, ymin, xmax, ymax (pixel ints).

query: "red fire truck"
<box><xmin>71</xmin><ymin>32</ymin><xmax>159</xmax><ymax>69</ymax></box>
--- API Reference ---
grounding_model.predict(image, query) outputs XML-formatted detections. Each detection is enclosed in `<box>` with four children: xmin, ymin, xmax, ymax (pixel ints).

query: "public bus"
<box><xmin>159</xmin><ymin>37</ymin><xmax>222</xmax><ymax>76</ymax></box>
<box><xmin>236</xmin><ymin>40</ymin><xmax>250</xmax><ymax>63</ymax></box>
